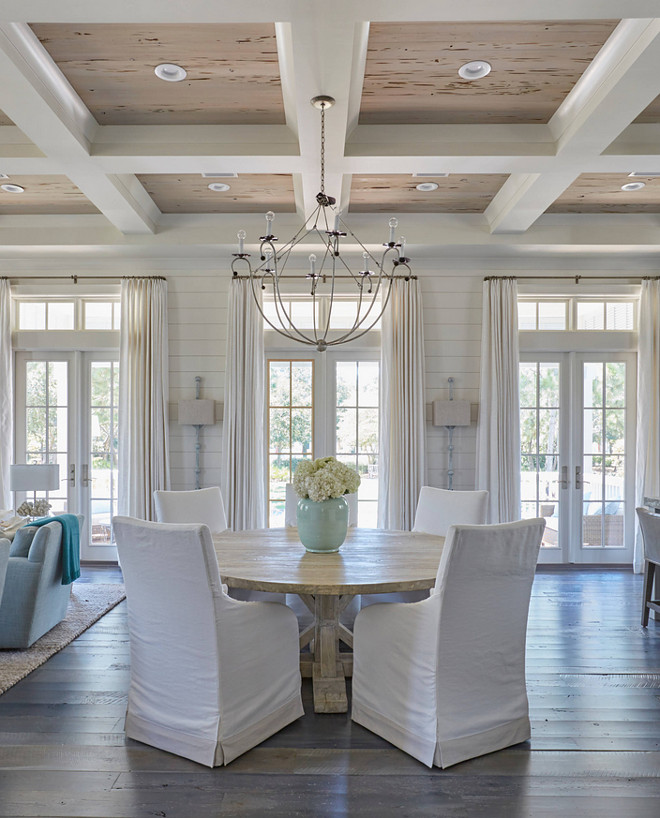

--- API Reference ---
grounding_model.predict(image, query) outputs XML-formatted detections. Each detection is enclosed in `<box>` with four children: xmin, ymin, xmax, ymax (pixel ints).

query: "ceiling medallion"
<box><xmin>231</xmin><ymin>96</ymin><xmax>413</xmax><ymax>352</ymax></box>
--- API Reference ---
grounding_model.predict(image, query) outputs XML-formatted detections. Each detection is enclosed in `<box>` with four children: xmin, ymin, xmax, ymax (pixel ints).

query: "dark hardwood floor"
<box><xmin>0</xmin><ymin>567</ymin><xmax>658</xmax><ymax>817</ymax></box>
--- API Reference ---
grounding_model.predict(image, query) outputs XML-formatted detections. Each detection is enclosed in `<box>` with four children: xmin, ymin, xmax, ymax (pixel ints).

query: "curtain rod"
<box><xmin>484</xmin><ymin>275</ymin><xmax>658</xmax><ymax>283</ymax></box>
<box><xmin>1</xmin><ymin>275</ymin><xmax>166</xmax><ymax>282</ymax></box>
<box><xmin>232</xmin><ymin>273</ymin><xmax>417</xmax><ymax>281</ymax></box>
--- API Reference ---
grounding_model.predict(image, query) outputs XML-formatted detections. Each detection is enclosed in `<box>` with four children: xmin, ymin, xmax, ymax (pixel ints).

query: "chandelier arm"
<box><xmin>328</xmin><ymin>265</ymin><xmax>396</xmax><ymax>343</ymax></box>
<box><xmin>249</xmin><ymin>268</ymin><xmax>313</xmax><ymax>345</ymax></box>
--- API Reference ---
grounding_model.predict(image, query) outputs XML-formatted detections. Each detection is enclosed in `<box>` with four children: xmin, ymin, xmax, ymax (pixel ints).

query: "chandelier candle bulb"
<box><xmin>333</xmin><ymin>211</ymin><xmax>341</xmax><ymax>232</ymax></box>
<box><xmin>388</xmin><ymin>217</ymin><xmax>398</xmax><ymax>244</ymax></box>
<box><xmin>266</xmin><ymin>211</ymin><xmax>274</xmax><ymax>233</ymax></box>
<box><xmin>237</xmin><ymin>230</ymin><xmax>246</xmax><ymax>254</ymax></box>
<box><xmin>309</xmin><ymin>254</ymin><xmax>316</xmax><ymax>276</ymax></box>
<box><xmin>399</xmin><ymin>237</ymin><xmax>406</xmax><ymax>259</ymax></box>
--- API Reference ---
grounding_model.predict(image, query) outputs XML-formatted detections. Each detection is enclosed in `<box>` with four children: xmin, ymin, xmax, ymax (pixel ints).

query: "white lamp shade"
<box><xmin>178</xmin><ymin>399</ymin><xmax>215</xmax><ymax>426</ymax></box>
<box><xmin>433</xmin><ymin>399</ymin><xmax>471</xmax><ymax>427</ymax></box>
<box><xmin>10</xmin><ymin>464</ymin><xmax>60</xmax><ymax>491</ymax></box>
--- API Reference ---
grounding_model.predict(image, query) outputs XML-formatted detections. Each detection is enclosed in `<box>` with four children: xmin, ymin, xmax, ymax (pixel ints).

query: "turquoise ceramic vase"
<box><xmin>296</xmin><ymin>496</ymin><xmax>349</xmax><ymax>553</ymax></box>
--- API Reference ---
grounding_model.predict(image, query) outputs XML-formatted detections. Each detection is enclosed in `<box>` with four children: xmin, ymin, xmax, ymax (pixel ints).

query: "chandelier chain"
<box><xmin>320</xmin><ymin>102</ymin><xmax>325</xmax><ymax>195</ymax></box>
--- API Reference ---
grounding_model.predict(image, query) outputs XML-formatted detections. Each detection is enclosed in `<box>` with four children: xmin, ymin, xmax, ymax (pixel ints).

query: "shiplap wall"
<box><xmin>167</xmin><ymin>269</ymin><xmax>229</xmax><ymax>491</ymax></box>
<box><xmin>166</xmin><ymin>263</ymin><xmax>484</xmax><ymax>494</ymax></box>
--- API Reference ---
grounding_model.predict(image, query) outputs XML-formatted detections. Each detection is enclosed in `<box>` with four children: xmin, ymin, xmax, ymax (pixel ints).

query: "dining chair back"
<box><xmin>352</xmin><ymin>517</ymin><xmax>545</xmax><ymax>768</ymax></box>
<box><xmin>636</xmin><ymin>507</ymin><xmax>660</xmax><ymax>626</ymax></box>
<box><xmin>154</xmin><ymin>487</ymin><xmax>227</xmax><ymax>534</ymax></box>
<box><xmin>413</xmin><ymin>486</ymin><xmax>488</xmax><ymax>536</ymax></box>
<box><xmin>112</xmin><ymin>516</ymin><xmax>304</xmax><ymax>767</ymax></box>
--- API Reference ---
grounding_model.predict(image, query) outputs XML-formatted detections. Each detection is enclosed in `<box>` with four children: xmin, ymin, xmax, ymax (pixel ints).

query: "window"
<box><xmin>83</xmin><ymin>300</ymin><xmax>121</xmax><ymax>330</ymax></box>
<box><xmin>518</xmin><ymin>297</ymin><xmax>636</xmax><ymax>331</ymax></box>
<box><xmin>15</xmin><ymin>297</ymin><xmax>120</xmax><ymax>331</ymax></box>
<box><xmin>263</xmin><ymin>295</ymin><xmax>381</xmax><ymax>332</ymax></box>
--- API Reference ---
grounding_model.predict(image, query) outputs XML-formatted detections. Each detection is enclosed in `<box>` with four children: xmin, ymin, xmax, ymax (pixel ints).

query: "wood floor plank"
<box><xmin>0</xmin><ymin>567</ymin><xmax>658</xmax><ymax>817</ymax></box>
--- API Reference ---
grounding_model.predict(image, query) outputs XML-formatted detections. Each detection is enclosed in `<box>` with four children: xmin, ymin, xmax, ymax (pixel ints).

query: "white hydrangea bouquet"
<box><xmin>293</xmin><ymin>456</ymin><xmax>361</xmax><ymax>503</ymax></box>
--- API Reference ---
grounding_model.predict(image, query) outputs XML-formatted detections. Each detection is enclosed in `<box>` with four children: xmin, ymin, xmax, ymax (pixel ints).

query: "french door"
<box><xmin>15</xmin><ymin>351</ymin><xmax>119</xmax><ymax>561</ymax></box>
<box><xmin>520</xmin><ymin>352</ymin><xmax>636</xmax><ymax>564</ymax></box>
<box><xmin>266</xmin><ymin>350</ymin><xmax>379</xmax><ymax>528</ymax></box>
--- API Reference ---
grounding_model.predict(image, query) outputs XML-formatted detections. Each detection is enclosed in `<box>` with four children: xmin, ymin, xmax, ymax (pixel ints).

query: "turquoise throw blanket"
<box><xmin>24</xmin><ymin>514</ymin><xmax>80</xmax><ymax>585</ymax></box>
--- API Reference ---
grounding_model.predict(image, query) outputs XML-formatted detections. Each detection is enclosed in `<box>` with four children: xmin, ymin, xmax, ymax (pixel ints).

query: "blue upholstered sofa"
<box><xmin>0</xmin><ymin>517</ymin><xmax>81</xmax><ymax>649</ymax></box>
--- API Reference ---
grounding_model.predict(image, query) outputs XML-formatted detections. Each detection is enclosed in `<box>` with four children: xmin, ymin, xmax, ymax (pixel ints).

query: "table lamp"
<box><xmin>10</xmin><ymin>464</ymin><xmax>60</xmax><ymax>510</ymax></box>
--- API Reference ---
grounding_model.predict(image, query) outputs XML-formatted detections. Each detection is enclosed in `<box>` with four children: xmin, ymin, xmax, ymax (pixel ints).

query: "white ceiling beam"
<box><xmin>486</xmin><ymin>19</ymin><xmax>660</xmax><ymax>233</ymax></box>
<box><xmin>2</xmin><ymin>213</ymin><xmax>660</xmax><ymax>256</ymax></box>
<box><xmin>280</xmin><ymin>14</ymin><xmax>361</xmax><ymax>219</ymax></box>
<box><xmin>0</xmin><ymin>23</ymin><xmax>158</xmax><ymax>234</ymax></box>
<box><xmin>3</xmin><ymin>0</ymin><xmax>659</xmax><ymax>25</ymax></box>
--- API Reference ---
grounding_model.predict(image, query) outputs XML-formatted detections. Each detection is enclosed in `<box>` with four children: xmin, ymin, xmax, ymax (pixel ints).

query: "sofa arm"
<box><xmin>27</xmin><ymin>523</ymin><xmax>60</xmax><ymax>563</ymax></box>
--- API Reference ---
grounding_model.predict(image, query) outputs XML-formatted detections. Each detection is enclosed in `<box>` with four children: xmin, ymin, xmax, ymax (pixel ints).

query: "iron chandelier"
<box><xmin>231</xmin><ymin>95</ymin><xmax>413</xmax><ymax>352</ymax></box>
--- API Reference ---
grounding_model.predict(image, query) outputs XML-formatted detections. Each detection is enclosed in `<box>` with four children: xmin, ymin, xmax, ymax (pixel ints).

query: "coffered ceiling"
<box><xmin>0</xmin><ymin>1</ymin><xmax>659</xmax><ymax>265</ymax></box>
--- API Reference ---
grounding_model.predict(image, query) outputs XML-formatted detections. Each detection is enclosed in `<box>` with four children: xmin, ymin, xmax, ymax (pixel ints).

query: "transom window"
<box><xmin>263</xmin><ymin>295</ymin><xmax>381</xmax><ymax>332</ymax></box>
<box><xmin>518</xmin><ymin>298</ymin><xmax>636</xmax><ymax>331</ymax></box>
<box><xmin>15</xmin><ymin>298</ymin><xmax>120</xmax><ymax>331</ymax></box>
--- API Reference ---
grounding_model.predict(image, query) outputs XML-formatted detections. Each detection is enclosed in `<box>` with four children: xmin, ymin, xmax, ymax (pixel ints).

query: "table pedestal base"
<box><xmin>312</xmin><ymin>662</ymin><xmax>347</xmax><ymax>713</ymax></box>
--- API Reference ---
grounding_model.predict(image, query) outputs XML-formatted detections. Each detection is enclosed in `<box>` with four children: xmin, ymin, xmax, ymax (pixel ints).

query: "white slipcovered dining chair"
<box><xmin>154</xmin><ymin>487</ymin><xmax>227</xmax><ymax>533</ymax></box>
<box><xmin>352</xmin><ymin>517</ymin><xmax>545</xmax><ymax>768</ymax></box>
<box><xmin>284</xmin><ymin>483</ymin><xmax>358</xmax><ymax>527</ymax></box>
<box><xmin>413</xmin><ymin>486</ymin><xmax>489</xmax><ymax>535</ymax></box>
<box><xmin>362</xmin><ymin>487</ymin><xmax>489</xmax><ymax>608</ymax></box>
<box><xmin>636</xmin><ymin>507</ymin><xmax>660</xmax><ymax>626</ymax></box>
<box><xmin>154</xmin><ymin>487</ymin><xmax>281</xmax><ymax>602</ymax></box>
<box><xmin>113</xmin><ymin>516</ymin><xmax>304</xmax><ymax>767</ymax></box>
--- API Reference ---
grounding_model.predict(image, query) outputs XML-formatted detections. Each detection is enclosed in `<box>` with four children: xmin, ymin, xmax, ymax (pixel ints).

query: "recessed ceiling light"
<box><xmin>154</xmin><ymin>63</ymin><xmax>187</xmax><ymax>82</ymax></box>
<box><xmin>1</xmin><ymin>183</ymin><xmax>24</xmax><ymax>193</ymax></box>
<box><xmin>458</xmin><ymin>60</ymin><xmax>492</xmax><ymax>80</ymax></box>
<box><xmin>621</xmin><ymin>182</ymin><xmax>646</xmax><ymax>191</ymax></box>
<box><xmin>208</xmin><ymin>182</ymin><xmax>231</xmax><ymax>192</ymax></box>
<box><xmin>416</xmin><ymin>182</ymin><xmax>439</xmax><ymax>192</ymax></box>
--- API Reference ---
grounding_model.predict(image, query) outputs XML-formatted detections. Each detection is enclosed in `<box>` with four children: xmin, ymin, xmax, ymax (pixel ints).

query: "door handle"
<box><xmin>81</xmin><ymin>464</ymin><xmax>94</xmax><ymax>488</ymax></box>
<box><xmin>575</xmin><ymin>465</ymin><xmax>582</xmax><ymax>490</ymax></box>
<box><xmin>62</xmin><ymin>464</ymin><xmax>75</xmax><ymax>487</ymax></box>
<box><xmin>560</xmin><ymin>466</ymin><xmax>569</xmax><ymax>489</ymax></box>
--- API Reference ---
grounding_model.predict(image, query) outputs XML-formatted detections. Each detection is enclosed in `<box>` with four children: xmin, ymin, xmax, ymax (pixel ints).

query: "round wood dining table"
<box><xmin>213</xmin><ymin>527</ymin><xmax>445</xmax><ymax>713</ymax></box>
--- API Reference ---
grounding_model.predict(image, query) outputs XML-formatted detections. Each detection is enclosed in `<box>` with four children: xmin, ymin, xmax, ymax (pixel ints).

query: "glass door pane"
<box><xmin>577</xmin><ymin>359</ymin><xmax>630</xmax><ymax>560</ymax></box>
<box><xmin>19</xmin><ymin>356</ymin><xmax>72</xmax><ymax>515</ymax></box>
<box><xmin>267</xmin><ymin>360</ymin><xmax>314</xmax><ymax>527</ymax></box>
<box><xmin>519</xmin><ymin>361</ymin><xmax>562</xmax><ymax>551</ymax></box>
<box><xmin>87</xmin><ymin>360</ymin><xmax>119</xmax><ymax>549</ymax></box>
<box><xmin>335</xmin><ymin>360</ymin><xmax>379</xmax><ymax>527</ymax></box>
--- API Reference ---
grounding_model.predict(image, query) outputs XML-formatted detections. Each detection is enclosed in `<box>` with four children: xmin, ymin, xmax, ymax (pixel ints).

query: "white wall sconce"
<box><xmin>432</xmin><ymin>377</ymin><xmax>471</xmax><ymax>490</ymax></box>
<box><xmin>178</xmin><ymin>376</ymin><xmax>215</xmax><ymax>490</ymax></box>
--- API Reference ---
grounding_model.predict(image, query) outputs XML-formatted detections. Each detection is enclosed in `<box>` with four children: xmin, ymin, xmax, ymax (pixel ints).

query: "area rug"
<box><xmin>0</xmin><ymin>583</ymin><xmax>126</xmax><ymax>694</ymax></box>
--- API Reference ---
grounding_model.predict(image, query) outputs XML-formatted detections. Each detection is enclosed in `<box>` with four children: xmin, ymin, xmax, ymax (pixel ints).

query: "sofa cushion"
<box><xmin>9</xmin><ymin>526</ymin><xmax>37</xmax><ymax>558</ymax></box>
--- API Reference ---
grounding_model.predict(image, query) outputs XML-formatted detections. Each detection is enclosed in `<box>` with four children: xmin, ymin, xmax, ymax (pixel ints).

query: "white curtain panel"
<box><xmin>222</xmin><ymin>277</ymin><xmax>266</xmax><ymax>531</ymax></box>
<box><xmin>378</xmin><ymin>277</ymin><xmax>426</xmax><ymax>531</ymax></box>
<box><xmin>476</xmin><ymin>278</ymin><xmax>521</xmax><ymax>523</ymax></box>
<box><xmin>118</xmin><ymin>277</ymin><xmax>170</xmax><ymax>520</ymax></box>
<box><xmin>635</xmin><ymin>279</ymin><xmax>660</xmax><ymax>572</ymax></box>
<box><xmin>0</xmin><ymin>279</ymin><xmax>12</xmax><ymax>509</ymax></box>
